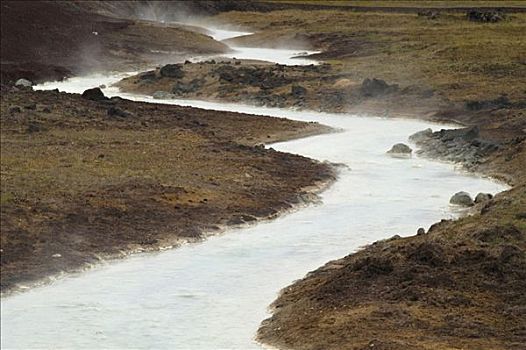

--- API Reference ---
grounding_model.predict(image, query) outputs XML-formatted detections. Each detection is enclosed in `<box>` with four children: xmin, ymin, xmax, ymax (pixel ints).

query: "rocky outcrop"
<box><xmin>409</xmin><ymin>126</ymin><xmax>500</xmax><ymax>169</ymax></box>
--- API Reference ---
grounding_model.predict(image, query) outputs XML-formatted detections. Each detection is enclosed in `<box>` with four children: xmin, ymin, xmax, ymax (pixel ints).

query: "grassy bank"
<box><xmin>0</xmin><ymin>88</ymin><xmax>334</xmax><ymax>293</ymax></box>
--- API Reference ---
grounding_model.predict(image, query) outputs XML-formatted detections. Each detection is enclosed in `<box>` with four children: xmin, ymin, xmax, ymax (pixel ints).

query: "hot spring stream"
<box><xmin>1</xmin><ymin>28</ymin><xmax>507</xmax><ymax>349</ymax></box>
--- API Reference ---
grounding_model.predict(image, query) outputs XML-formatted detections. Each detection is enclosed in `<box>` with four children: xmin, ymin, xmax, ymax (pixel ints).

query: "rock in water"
<box><xmin>81</xmin><ymin>87</ymin><xmax>108</xmax><ymax>101</ymax></box>
<box><xmin>450</xmin><ymin>191</ymin><xmax>474</xmax><ymax>206</ymax></box>
<box><xmin>15</xmin><ymin>78</ymin><xmax>33</xmax><ymax>87</ymax></box>
<box><xmin>474</xmin><ymin>192</ymin><xmax>493</xmax><ymax>203</ymax></box>
<box><xmin>387</xmin><ymin>143</ymin><xmax>412</xmax><ymax>157</ymax></box>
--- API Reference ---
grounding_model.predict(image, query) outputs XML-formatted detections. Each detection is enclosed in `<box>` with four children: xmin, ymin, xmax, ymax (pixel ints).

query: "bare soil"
<box><xmin>0</xmin><ymin>1</ymin><xmax>228</xmax><ymax>84</ymax></box>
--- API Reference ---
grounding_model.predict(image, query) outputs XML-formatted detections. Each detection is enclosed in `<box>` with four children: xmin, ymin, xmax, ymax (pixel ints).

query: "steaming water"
<box><xmin>1</xmin><ymin>28</ymin><xmax>507</xmax><ymax>349</ymax></box>
<box><xmin>202</xmin><ymin>26</ymin><xmax>319</xmax><ymax>65</ymax></box>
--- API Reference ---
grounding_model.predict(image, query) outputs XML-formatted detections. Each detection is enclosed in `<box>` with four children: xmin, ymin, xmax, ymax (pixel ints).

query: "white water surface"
<box><xmin>1</xmin><ymin>28</ymin><xmax>508</xmax><ymax>350</ymax></box>
<box><xmin>205</xmin><ymin>26</ymin><xmax>319</xmax><ymax>65</ymax></box>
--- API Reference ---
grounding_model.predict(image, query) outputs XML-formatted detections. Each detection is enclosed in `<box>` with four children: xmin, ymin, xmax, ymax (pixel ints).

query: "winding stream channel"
<box><xmin>1</xmin><ymin>27</ymin><xmax>507</xmax><ymax>349</ymax></box>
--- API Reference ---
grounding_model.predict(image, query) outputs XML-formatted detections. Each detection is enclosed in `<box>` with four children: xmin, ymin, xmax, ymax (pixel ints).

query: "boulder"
<box><xmin>409</xmin><ymin>128</ymin><xmax>433</xmax><ymax>143</ymax></box>
<box><xmin>159</xmin><ymin>64</ymin><xmax>185</xmax><ymax>78</ymax></box>
<box><xmin>450</xmin><ymin>191</ymin><xmax>474</xmax><ymax>207</ymax></box>
<box><xmin>15</xmin><ymin>78</ymin><xmax>32</xmax><ymax>87</ymax></box>
<box><xmin>387</xmin><ymin>143</ymin><xmax>412</xmax><ymax>157</ymax></box>
<box><xmin>474</xmin><ymin>192</ymin><xmax>493</xmax><ymax>204</ymax></box>
<box><xmin>81</xmin><ymin>87</ymin><xmax>108</xmax><ymax>101</ymax></box>
<box><xmin>152</xmin><ymin>91</ymin><xmax>174</xmax><ymax>99</ymax></box>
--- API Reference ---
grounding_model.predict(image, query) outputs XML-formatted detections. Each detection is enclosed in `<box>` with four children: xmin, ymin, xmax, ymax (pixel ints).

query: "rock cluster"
<box><xmin>449</xmin><ymin>191</ymin><xmax>493</xmax><ymax>207</ymax></box>
<box><xmin>450</xmin><ymin>191</ymin><xmax>474</xmax><ymax>206</ymax></box>
<box><xmin>409</xmin><ymin>126</ymin><xmax>499</xmax><ymax>169</ymax></box>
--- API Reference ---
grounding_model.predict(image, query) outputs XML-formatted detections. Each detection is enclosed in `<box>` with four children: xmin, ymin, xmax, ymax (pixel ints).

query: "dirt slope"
<box><xmin>0</xmin><ymin>1</ymin><xmax>228</xmax><ymax>84</ymax></box>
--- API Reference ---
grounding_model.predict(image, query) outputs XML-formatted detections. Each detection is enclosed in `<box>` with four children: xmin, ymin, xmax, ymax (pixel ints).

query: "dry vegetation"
<box><xmin>0</xmin><ymin>88</ymin><xmax>334</xmax><ymax>293</ymax></box>
<box><xmin>268</xmin><ymin>1</ymin><xmax>526</xmax><ymax>9</ymax></box>
<box><xmin>217</xmin><ymin>8</ymin><xmax>526</xmax><ymax>103</ymax></box>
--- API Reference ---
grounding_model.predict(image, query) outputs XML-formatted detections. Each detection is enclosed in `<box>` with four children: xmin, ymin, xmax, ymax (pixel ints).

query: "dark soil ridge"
<box><xmin>0</xmin><ymin>87</ymin><xmax>337</xmax><ymax>295</ymax></box>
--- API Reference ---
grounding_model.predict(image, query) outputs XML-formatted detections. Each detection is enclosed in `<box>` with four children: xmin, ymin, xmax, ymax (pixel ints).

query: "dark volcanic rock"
<box><xmin>410</xmin><ymin>126</ymin><xmax>500</xmax><ymax>170</ymax></box>
<box><xmin>81</xmin><ymin>88</ymin><xmax>108</xmax><ymax>101</ymax></box>
<box><xmin>214</xmin><ymin>65</ymin><xmax>290</xmax><ymax>89</ymax></box>
<box><xmin>160</xmin><ymin>64</ymin><xmax>185</xmax><ymax>78</ymax></box>
<box><xmin>467</xmin><ymin>10</ymin><xmax>506</xmax><ymax>23</ymax></box>
<box><xmin>360</xmin><ymin>78</ymin><xmax>399</xmax><ymax>97</ymax></box>
<box><xmin>172</xmin><ymin>78</ymin><xmax>205</xmax><ymax>95</ymax></box>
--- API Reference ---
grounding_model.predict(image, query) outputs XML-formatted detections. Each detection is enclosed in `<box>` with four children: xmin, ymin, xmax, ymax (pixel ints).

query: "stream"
<box><xmin>1</xmin><ymin>27</ymin><xmax>507</xmax><ymax>350</ymax></box>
